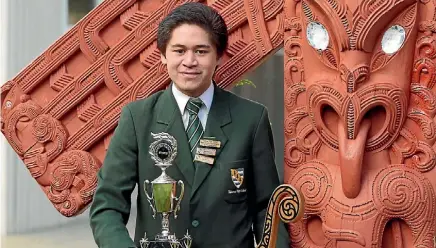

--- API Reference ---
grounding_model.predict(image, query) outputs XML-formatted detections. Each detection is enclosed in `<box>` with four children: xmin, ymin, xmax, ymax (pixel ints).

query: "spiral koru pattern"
<box><xmin>411</xmin><ymin>141</ymin><xmax>436</xmax><ymax>172</ymax></box>
<box><xmin>289</xmin><ymin>161</ymin><xmax>333</xmax><ymax>213</ymax></box>
<box><xmin>372</xmin><ymin>165</ymin><xmax>433</xmax><ymax>220</ymax></box>
<box><xmin>31</xmin><ymin>114</ymin><xmax>68</xmax><ymax>162</ymax></box>
<box><xmin>285</xmin><ymin>140</ymin><xmax>306</xmax><ymax>168</ymax></box>
<box><xmin>32</xmin><ymin>114</ymin><xmax>55</xmax><ymax>143</ymax></box>
<box><xmin>5</xmin><ymin>100</ymin><xmax>42</xmax><ymax>155</ymax></box>
<box><xmin>257</xmin><ymin>184</ymin><xmax>304</xmax><ymax>248</ymax></box>
<box><xmin>279</xmin><ymin>192</ymin><xmax>301</xmax><ymax>222</ymax></box>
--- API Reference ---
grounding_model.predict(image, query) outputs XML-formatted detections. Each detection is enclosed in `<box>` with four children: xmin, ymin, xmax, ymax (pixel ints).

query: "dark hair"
<box><xmin>157</xmin><ymin>3</ymin><xmax>228</xmax><ymax>57</ymax></box>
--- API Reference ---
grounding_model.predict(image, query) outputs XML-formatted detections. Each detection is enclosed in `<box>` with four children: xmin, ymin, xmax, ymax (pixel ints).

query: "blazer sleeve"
<box><xmin>251</xmin><ymin>107</ymin><xmax>291</xmax><ymax>248</ymax></box>
<box><xmin>89</xmin><ymin>105</ymin><xmax>138</xmax><ymax>248</ymax></box>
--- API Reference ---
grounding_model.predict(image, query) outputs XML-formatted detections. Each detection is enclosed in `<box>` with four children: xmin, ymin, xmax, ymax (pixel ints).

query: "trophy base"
<box><xmin>140</xmin><ymin>232</ymin><xmax>192</xmax><ymax>248</ymax></box>
<box><xmin>139</xmin><ymin>240</ymin><xmax>187</xmax><ymax>248</ymax></box>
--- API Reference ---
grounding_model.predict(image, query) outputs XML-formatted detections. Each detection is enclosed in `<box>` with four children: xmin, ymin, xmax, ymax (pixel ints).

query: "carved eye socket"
<box><xmin>306</xmin><ymin>22</ymin><xmax>329</xmax><ymax>51</ymax></box>
<box><xmin>381</xmin><ymin>25</ymin><xmax>406</xmax><ymax>54</ymax></box>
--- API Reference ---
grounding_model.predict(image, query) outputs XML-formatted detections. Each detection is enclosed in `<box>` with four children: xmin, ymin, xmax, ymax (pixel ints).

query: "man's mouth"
<box><xmin>181</xmin><ymin>71</ymin><xmax>201</xmax><ymax>74</ymax></box>
<box><xmin>180</xmin><ymin>72</ymin><xmax>201</xmax><ymax>78</ymax></box>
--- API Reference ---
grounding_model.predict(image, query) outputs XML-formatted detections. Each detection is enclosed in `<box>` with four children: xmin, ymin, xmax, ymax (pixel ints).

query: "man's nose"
<box><xmin>183</xmin><ymin>51</ymin><xmax>198</xmax><ymax>67</ymax></box>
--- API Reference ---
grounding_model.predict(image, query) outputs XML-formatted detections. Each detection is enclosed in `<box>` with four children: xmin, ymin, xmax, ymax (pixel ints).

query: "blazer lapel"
<box><xmin>191</xmin><ymin>85</ymin><xmax>231</xmax><ymax>197</ymax></box>
<box><xmin>156</xmin><ymin>86</ymin><xmax>195</xmax><ymax>187</ymax></box>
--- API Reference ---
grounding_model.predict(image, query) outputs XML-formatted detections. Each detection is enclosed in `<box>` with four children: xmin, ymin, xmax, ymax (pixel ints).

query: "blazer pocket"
<box><xmin>224</xmin><ymin>191</ymin><xmax>247</xmax><ymax>204</ymax></box>
<box><xmin>220</xmin><ymin>159</ymin><xmax>249</xmax><ymax>204</ymax></box>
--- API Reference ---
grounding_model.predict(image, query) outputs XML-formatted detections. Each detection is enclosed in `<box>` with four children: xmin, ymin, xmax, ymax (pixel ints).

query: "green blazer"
<box><xmin>89</xmin><ymin>84</ymin><xmax>290</xmax><ymax>248</ymax></box>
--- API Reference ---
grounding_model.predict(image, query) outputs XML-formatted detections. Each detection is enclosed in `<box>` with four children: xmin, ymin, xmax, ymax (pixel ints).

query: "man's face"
<box><xmin>161</xmin><ymin>23</ymin><xmax>219</xmax><ymax>97</ymax></box>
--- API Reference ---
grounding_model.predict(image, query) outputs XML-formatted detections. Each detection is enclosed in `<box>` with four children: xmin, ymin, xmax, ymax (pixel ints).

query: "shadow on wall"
<box><xmin>230</xmin><ymin>50</ymin><xmax>285</xmax><ymax>182</ymax></box>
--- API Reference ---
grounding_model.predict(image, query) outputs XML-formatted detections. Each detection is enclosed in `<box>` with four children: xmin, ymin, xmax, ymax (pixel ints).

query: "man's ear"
<box><xmin>161</xmin><ymin>53</ymin><xmax>167</xmax><ymax>64</ymax></box>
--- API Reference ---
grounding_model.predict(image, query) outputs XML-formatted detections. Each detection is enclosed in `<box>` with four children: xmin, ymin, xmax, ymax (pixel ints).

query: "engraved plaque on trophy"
<box><xmin>140</xmin><ymin>132</ymin><xmax>192</xmax><ymax>248</ymax></box>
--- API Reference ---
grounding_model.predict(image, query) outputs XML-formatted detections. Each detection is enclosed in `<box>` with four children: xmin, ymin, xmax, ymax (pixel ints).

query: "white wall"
<box><xmin>0</xmin><ymin>0</ymin><xmax>74</xmax><ymax>234</ymax></box>
<box><xmin>0</xmin><ymin>0</ymin><xmax>9</xmax><ymax>238</ymax></box>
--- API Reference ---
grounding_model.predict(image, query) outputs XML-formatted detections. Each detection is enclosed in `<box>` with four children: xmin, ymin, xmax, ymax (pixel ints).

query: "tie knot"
<box><xmin>186</xmin><ymin>98</ymin><xmax>203</xmax><ymax>115</ymax></box>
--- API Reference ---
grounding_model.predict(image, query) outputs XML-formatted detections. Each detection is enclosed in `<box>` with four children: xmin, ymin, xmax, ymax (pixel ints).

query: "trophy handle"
<box><xmin>144</xmin><ymin>180</ymin><xmax>157</xmax><ymax>218</ymax></box>
<box><xmin>173</xmin><ymin>180</ymin><xmax>185</xmax><ymax>219</ymax></box>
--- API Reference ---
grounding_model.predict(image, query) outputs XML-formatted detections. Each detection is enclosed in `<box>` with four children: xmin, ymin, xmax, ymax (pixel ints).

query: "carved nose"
<box><xmin>340</xmin><ymin>64</ymin><xmax>370</xmax><ymax>93</ymax></box>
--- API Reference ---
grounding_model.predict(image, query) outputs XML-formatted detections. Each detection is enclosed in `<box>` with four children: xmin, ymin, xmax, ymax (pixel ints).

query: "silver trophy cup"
<box><xmin>140</xmin><ymin>132</ymin><xmax>192</xmax><ymax>248</ymax></box>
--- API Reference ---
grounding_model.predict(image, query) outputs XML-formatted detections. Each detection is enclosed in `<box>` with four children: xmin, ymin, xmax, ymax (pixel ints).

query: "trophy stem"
<box><xmin>157</xmin><ymin>212</ymin><xmax>171</xmax><ymax>241</ymax></box>
<box><xmin>158</xmin><ymin>163</ymin><xmax>171</xmax><ymax>172</ymax></box>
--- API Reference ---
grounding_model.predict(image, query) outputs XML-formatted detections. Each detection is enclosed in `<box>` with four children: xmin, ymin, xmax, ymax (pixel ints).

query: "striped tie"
<box><xmin>186</xmin><ymin>98</ymin><xmax>204</xmax><ymax>158</ymax></box>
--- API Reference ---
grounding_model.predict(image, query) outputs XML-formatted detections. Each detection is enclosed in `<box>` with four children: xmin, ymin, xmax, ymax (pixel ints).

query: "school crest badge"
<box><xmin>231</xmin><ymin>168</ymin><xmax>244</xmax><ymax>189</ymax></box>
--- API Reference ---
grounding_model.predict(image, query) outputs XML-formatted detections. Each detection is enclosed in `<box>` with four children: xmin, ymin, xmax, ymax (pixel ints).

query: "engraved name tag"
<box><xmin>194</xmin><ymin>154</ymin><xmax>214</xmax><ymax>165</ymax></box>
<box><xmin>196</xmin><ymin>147</ymin><xmax>217</xmax><ymax>156</ymax></box>
<box><xmin>199</xmin><ymin>139</ymin><xmax>221</xmax><ymax>148</ymax></box>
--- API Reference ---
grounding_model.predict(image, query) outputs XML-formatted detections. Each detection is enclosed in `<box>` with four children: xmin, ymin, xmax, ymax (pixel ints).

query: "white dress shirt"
<box><xmin>172</xmin><ymin>82</ymin><xmax>214</xmax><ymax>130</ymax></box>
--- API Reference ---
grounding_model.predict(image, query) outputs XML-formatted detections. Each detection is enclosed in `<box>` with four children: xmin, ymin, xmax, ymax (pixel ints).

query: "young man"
<box><xmin>89</xmin><ymin>3</ymin><xmax>290</xmax><ymax>248</ymax></box>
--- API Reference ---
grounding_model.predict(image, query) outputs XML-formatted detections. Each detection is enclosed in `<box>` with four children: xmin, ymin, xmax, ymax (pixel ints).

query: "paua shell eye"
<box><xmin>381</xmin><ymin>25</ymin><xmax>406</xmax><ymax>54</ymax></box>
<box><xmin>306</xmin><ymin>22</ymin><xmax>329</xmax><ymax>51</ymax></box>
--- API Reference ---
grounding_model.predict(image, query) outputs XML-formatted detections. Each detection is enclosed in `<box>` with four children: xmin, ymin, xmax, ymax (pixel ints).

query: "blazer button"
<box><xmin>191</xmin><ymin>220</ymin><xmax>200</xmax><ymax>227</ymax></box>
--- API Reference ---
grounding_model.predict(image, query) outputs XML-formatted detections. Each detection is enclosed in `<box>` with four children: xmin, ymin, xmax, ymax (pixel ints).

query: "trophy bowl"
<box><xmin>144</xmin><ymin>175</ymin><xmax>184</xmax><ymax>219</ymax></box>
<box><xmin>151</xmin><ymin>180</ymin><xmax>179</xmax><ymax>213</ymax></box>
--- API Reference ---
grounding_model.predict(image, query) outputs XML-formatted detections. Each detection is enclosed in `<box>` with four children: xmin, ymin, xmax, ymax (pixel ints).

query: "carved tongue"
<box><xmin>337</xmin><ymin>119</ymin><xmax>371</xmax><ymax>198</ymax></box>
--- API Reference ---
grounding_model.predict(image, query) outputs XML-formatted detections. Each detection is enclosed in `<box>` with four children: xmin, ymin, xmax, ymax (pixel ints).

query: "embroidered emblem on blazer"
<box><xmin>231</xmin><ymin>168</ymin><xmax>244</xmax><ymax>189</ymax></box>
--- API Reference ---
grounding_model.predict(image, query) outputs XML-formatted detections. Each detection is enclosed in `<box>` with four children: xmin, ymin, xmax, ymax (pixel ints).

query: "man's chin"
<box><xmin>174</xmin><ymin>83</ymin><xmax>198</xmax><ymax>95</ymax></box>
<box><xmin>178</xmin><ymin>79</ymin><xmax>201</xmax><ymax>89</ymax></box>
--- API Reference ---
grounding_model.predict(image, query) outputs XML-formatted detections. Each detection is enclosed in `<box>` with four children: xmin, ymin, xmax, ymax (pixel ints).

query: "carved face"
<box><xmin>284</xmin><ymin>0</ymin><xmax>436</xmax><ymax>247</ymax></box>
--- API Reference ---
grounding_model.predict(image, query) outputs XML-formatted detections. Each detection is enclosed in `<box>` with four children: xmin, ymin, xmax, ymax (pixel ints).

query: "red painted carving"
<box><xmin>0</xmin><ymin>0</ymin><xmax>283</xmax><ymax>217</ymax></box>
<box><xmin>284</xmin><ymin>0</ymin><xmax>436</xmax><ymax>247</ymax></box>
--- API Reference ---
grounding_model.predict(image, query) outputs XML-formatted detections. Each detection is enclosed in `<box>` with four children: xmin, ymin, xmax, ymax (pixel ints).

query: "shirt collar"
<box><xmin>172</xmin><ymin>81</ymin><xmax>214</xmax><ymax>115</ymax></box>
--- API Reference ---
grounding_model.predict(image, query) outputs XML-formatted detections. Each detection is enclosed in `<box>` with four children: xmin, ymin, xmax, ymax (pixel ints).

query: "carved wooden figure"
<box><xmin>284</xmin><ymin>0</ymin><xmax>436</xmax><ymax>247</ymax></box>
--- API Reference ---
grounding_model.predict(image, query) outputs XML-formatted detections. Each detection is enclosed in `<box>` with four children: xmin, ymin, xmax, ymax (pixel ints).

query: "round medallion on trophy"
<box><xmin>149</xmin><ymin>132</ymin><xmax>177</xmax><ymax>165</ymax></box>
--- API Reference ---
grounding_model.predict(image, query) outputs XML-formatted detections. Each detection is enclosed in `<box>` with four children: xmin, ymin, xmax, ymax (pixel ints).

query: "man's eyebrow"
<box><xmin>170</xmin><ymin>44</ymin><xmax>211</xmax><ymax>49</ymax></box>
<box><xmin>194</xmin><ymin>45</ymin><xmax>211</xmax><ymax>49</ymax></box>
<box><xmin>170</xmin><ymin>44</ymin><xmax>186</xmax><ymax>48</ymax></box>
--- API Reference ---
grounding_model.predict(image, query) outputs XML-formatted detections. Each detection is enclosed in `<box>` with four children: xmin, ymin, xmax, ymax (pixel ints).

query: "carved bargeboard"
<box><xmin>284</xmin><ymin>0</ymin><xmax>436</xmax><ymax>247</ymax></box>
<box><xmin>0</xmin><ymin>0</ymin><xmax>283</xmax><ymax>217</ymax></box>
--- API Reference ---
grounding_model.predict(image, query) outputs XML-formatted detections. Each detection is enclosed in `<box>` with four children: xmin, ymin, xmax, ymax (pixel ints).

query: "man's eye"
<box><xmin>173</xmin><ymin>50</ymin><xmax>184</xmax><ymax>54</ymax></box>
<box><xmin>196</xmin><ymin>50</ymin><xmax>208</xmax><ymax>54</ymax></box>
